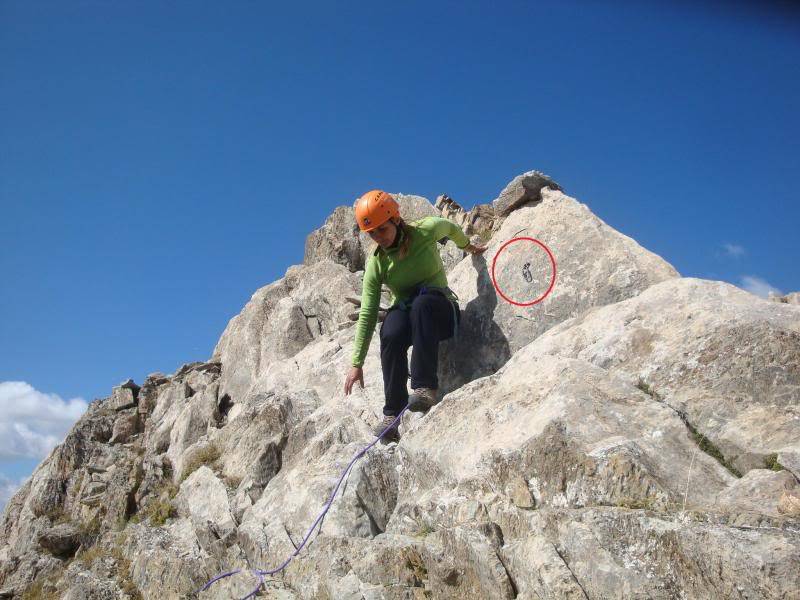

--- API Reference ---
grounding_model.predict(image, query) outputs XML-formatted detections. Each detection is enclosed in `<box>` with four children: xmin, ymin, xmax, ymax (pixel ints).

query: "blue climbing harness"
<box><xmin>392</xmin><ymin>285</ymin><xmax>460</xmax><ymax>340</ymax></box>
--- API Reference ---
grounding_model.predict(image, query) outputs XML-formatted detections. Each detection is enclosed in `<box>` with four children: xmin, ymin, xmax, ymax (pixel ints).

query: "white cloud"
<box><xmin>0</xmin><ymin>473</ymin><xmax>27</xmax><ymax>512</ymax></box>
<box><xmin>0</xmin><ymin>381</ymin><xmax>88</xmax><ymax>461</ymax></box>
<box><xmin>739</xmin><ymin>275</ymin><xmax>783</xmax><ymax>299</ymax></box>
<box><xmin>722</xmin><ymin>243</ymin><xmax>746</xmax><ymax>258</ymax></box>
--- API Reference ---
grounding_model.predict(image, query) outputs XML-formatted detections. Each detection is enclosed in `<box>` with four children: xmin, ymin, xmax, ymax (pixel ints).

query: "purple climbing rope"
<box><xmin>199</xmin><ymin>405</ymin><xmax>409</xmax><ymax>598</ymax></box>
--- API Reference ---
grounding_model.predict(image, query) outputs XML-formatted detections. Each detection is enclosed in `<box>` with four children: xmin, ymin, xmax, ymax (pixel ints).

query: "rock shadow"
<box><xmin>438</xmin><ymin>254</ymin><xmax>511</xmax><ymax>398</ymax></box>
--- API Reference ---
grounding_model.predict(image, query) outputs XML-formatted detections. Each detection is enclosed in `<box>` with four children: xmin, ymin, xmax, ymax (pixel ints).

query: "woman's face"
<box><xmin>367</xmin><ymin>219</ymin><xmax>398</xmax><ymax>248</ymax></box>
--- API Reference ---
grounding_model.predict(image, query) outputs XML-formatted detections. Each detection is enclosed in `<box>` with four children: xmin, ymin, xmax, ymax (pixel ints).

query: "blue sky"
<box><xmin>1</xmin><ymin>0</ymin><xmax>798</xmax><ymax>506</ymax></box>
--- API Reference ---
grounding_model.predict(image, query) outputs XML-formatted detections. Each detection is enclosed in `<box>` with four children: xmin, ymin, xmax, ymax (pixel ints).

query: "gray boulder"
<box><xmin>304</xmin><ymin>205</ymin><xmax>365</xmax><ymax>272</ymax></box>
<box><xmin>770</xmin><ymin>291</ymin><xmax>800</xmax><ymax>305</ymax></box>
<box><xmin>106</xmin><ymin>380</ymin><xmax>138</xmax><ymax>411</ymax></box>
<box><xmin>527</xmin><ymin>277</ymin><xmax>800</xmax><ymax>474</ymax></box>
<box><xmin>492</xmin><ymin>169</ymin><xmax>563</xmax><ymax>217</ymax></box>
<box><xmin>212</xmin><ymin>259</ymin><xmax>364</xmax><ymax>405</ymax></box>
<box><xmin>37</xmin><ymin>523</ymin><xmax>80</xmax><ymax>559</ymax></box>
<box><xmin>440</xmin><ymin>186</ymin><xmax>679</xmax><ymax>394</ymax></box>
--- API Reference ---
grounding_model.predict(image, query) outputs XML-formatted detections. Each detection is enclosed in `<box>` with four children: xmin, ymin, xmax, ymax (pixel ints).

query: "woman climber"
<box><xmin>342</xmin><ymin>189</ymin><xmax>488</xmax><ymax>442</ymax></box>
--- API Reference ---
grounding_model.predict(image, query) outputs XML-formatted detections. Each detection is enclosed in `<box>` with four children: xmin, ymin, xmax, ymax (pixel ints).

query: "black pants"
<box><xmin>379</xmin><ymin>291</ymin><xmax>461</xmax><ymax>416</ymax></box>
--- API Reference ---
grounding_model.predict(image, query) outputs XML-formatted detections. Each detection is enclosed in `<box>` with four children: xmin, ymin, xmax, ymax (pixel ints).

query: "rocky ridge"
<box><xmin>1</xmin><ymin>170</ymin><xmax>798</xmax><ymax>599</ymax></box>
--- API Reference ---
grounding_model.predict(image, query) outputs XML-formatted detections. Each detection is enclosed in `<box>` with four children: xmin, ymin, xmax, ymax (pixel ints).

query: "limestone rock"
<box><xmin>36</xmin><ymin>523</ymin><xmax>80</xmax><ymax>559</ymax></box>
<box><xmin>715</xmin><ymin>469</ymin><xmax>798</xmax><ymax>517</ymax></box>
<box><xmin>304</xmin><ymin>205</ymin><xmax>366</xmax><ymax>272</ymax></box>
<box><xmin>770</xmin><ymin>291</ymin><xmax>800</xmax><ymax>305</ymax></box>
<box><xmin>214</xmin><ymin>391</ymin><xmax>310</xmax><ymax>512</ymax></box>
<box><xmin>492</xmin><ymin>169</ymin><xmax>563</xmax><ymax>217</ymax></box>
<box><xmin>135</xmin><ymin>453</ymin><xmax>172</xmax><ymax>508</ymax></box>
<box><xmin>212</xmin><ymin>260</ymin><xmax>363</xmax><ymax>404</ymax></box>
<box><xmin>109</xmin><ymin>410</ymin><xmax>138</xmax><ymax>444</ymax></box>
<box><xmin>174</xmin><ymin>466</ymin><xmax>237</xmax><ymax>552</ymax></box>
<box><xmin>499</xmin><ymin>534</ymin><xmax>586</xmax><ymax>599</ymax></box>
<box><xmin>61</xmin><ymin>579</ymin><xmax>121</xmax><ymax>599</ymax></box>
<box><xmin>396</xmin><ymin>354</ymin><xmax>733</xmax><ymax>518</ymax></box>
<box><xmin>778</xmin><ymin>450</ymin><xmax>800</xmax><ymax>479</ymax></box>
<box><xmin>166</xmin><ymin>379</ymin><xmax>219</xmax><ymax>481</ymax></box>
<box><xmin>429</xmin><ymin>192</ymin><xmax>495</xmax><ymax>275</ymax></box>
<box><xmin>435</xmin><ymin>193</ymin><xmax>497</xmax><ymax>247</ymax></box>
<box><xmin>106</xmin><ymin>382</ymin><xmax>138</xmax><ymax>411</ymax></box>
<box><xmin>124</xmin><ymin>520</ymin><xmax>225</xmax><ymax>597</ymax></box>
<box><xmin>3</xmin><ymin>173</ymin><xmax>798</xmax><ymax>600</ymax></box>
<box><xmin>525</xmin><ymin>277</ymin><xmax>800</xmax><ymax>475</ymax></box>
<box><xmin>440</xmin><ymin>186</ymin><xmax>679</xmax><ymax>394</ymax></box>
<box><xmin>778</xmin><ymin>490</ymin><xmax>800</xmax><ymax>517</ymax></box>
<box><xmin>525</xmin><ymin>507</ymin><xmax>799</xmax><ymax>599</ymax></box>
<box><xmin>137</xmin><ymin>371</ymin><xmax>170</xmax><ymax>418</ymax></box>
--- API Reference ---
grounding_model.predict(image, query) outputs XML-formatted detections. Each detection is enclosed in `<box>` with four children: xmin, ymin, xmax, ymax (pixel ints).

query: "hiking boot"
<box><xmin>408</xmin><ymin>387</ymin><xmax>438</xmax><ymax>413</ymax></box>
<box><xmin>373</xmin><ymin>414</ymin><xmax>401</xmax><ymax>443</ymax></box>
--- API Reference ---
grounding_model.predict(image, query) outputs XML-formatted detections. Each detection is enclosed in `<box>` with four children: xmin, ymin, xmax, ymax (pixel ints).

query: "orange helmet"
<box><xmin>354</xmin><ymin>190</ymin><xmax>400</xmax><ymax>232</ymax></box>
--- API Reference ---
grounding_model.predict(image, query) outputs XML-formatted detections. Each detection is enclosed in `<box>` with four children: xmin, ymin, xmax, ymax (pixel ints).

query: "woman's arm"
<box><xmin>426</xmin><ymin>216</ymin><xmax>470</xmax><ymax>248</ymax></box>
<box><xmin>426</xmin><ymin>216</ymin><xmax>488</xmax><ymax>254</ymax></box>
<box><xmin>350</xmin><ymin>256</ymin><xmax>381</xmax><ymax>368</ymax></box>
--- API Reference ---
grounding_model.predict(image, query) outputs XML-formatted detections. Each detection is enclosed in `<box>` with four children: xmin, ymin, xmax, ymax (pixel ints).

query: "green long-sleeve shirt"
<box><xmin>351</xmin><ymin>216</ymin><xmax>470</xmax><ymax>367</ymax></box>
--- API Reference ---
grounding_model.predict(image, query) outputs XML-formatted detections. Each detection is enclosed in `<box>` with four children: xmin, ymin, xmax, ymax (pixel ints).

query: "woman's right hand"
<box><xmin>344</xmin><ymin>366</ymin><xmax>364</xmax><ymax>395</ymax></box>
<box><xmin>465</xmin><ymin>242</ymin><xmax>488</xmax><ymax>255</ymax></box>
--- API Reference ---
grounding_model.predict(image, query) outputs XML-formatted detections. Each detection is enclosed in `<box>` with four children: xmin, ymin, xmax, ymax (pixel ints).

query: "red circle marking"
<box><xmin>490</xmin><ymin>237</ymin><xmax>557</xmax><ymax>306</ymax></box>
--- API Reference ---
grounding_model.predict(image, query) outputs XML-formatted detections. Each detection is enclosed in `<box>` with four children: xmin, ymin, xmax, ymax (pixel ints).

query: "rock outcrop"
<box><xmin>439</xmin><ymin>186</ymin><xmax>679</xmax><ymax>394</ymax></box>
<box><xmin>1</xmin><ymin>171</ymin><xmax>797</xmax><ymax>599</ymax></box>
<box><xmin>771</xmin><ymin>291</ymin><xmax>800</xmax><ymax>305</ymax></box>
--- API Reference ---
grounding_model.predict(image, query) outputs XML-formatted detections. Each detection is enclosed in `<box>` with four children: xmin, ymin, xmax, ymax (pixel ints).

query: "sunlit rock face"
<box><xmin>2</xmin><ymin>171</ymin><xmax>797</xmax><ymax>600</ymax></box>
